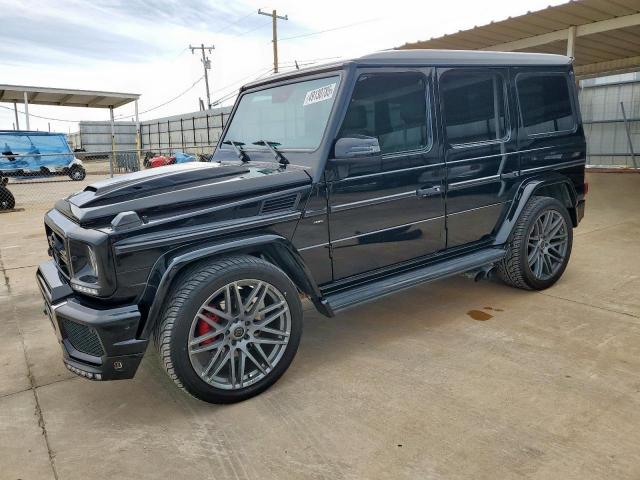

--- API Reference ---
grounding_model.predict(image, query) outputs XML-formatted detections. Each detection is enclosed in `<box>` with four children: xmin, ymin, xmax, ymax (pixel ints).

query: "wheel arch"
<box><xmin>139</xmin><ymin>234</ymin><xmax>327</xmax><ymax>339</ymax></box>
<box><xmin>494</xmin><ymin>173</ymin><xmax>578</xmax><ymax>245</ymax></box>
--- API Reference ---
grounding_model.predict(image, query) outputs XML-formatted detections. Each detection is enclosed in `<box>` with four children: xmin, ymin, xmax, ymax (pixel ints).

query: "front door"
<box><xmin>326</xmin><ymin>69</ymin><xmax>445</xmax><ymax>281</ymax></box>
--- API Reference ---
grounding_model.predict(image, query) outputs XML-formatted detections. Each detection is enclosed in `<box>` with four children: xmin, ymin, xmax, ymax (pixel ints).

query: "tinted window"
<box><xmin>517</xmin><ymin>74</ymin><xmax>575</xmax><ymax>135</ymax></box>
<box><xmin>223</xmin><ymin>76</ymin><xmax>340</xmax><ymax>150</ymax></box>
<box><xmin>339</xmin><ymin>72</ymin><xmax>429</xmax><ymax>154</ymax></box>
<box><xmin>441</xmin><ymin>70</ymin><xmax>507</xmax><ymax>145</ymax></box>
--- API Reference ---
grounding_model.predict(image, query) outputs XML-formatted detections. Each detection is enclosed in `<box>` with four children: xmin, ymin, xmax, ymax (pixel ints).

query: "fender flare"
<box><xmin>494</xmin><ymin>174</ymin><xmax>577</xmax><ymax>245</ymax></box>
<box><xmin>139</xmin><ymin>233</ymin><xmax>327</xmax><ymax>338</ymax></box>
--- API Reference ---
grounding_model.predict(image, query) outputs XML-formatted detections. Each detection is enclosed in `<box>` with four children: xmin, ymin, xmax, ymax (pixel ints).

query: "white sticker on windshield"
<box><xmin>303</xmin><ymin>83</ymin><xmax>337</xmax><ymax>106</ymax></box>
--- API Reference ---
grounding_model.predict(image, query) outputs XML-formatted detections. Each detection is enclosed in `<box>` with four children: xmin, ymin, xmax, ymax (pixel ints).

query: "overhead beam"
<box><xmin>88</xmin><ymin>96</ymin><xmax>106</xmax><ymax>107</ymax></box>
<box><xmin>57</xmin><ymin>94</ymin><xmax>73</xmax><ymax>105</ymax></box>
<box><xmin>482</xmin><ymin>12</ymin><xmax>640</xmax><ymax>51</ymax></box>
<box><xmin>575</xmin><ymin>55</ymin><xmax>640</xmax><ymax>78</ymax></box>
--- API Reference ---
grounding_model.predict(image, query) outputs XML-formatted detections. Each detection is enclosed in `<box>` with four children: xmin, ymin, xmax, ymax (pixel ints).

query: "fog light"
<box><xmin>64</xmin><ymin>362</ymin><xmax>100</xmax><ymax>380</ymax></box>
<box><xmin>71</xmin><ymin>283</ymin><xmax>99</xmax><ymax>296</ymax></box>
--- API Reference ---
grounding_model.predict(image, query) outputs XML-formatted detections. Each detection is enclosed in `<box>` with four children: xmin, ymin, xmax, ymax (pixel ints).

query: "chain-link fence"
<box><xmin>0</xmin><ymin>144</ymin><xmax>218</xmax><ymax>213</ymax></box>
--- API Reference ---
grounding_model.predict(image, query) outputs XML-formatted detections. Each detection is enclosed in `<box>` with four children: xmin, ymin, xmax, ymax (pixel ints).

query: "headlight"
<box><xmin>68</xmin><ymin>241</ymin><xmax>99</xmax><ymax>294</ymax></box>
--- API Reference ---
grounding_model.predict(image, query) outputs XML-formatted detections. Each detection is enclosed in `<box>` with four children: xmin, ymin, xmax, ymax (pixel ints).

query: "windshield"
<box><xmin>222</xmin><ymin>75</ymin><xmax>340</xmax><ymax>151</ymax></box>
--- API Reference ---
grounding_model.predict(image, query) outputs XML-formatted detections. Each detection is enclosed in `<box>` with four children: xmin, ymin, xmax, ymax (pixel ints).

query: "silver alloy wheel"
<box><xmin>526</xmin><ymin>210</ymin><xmax>568</xmax><ymax>281</ymax></box>
<box><xmin>188</xmin><ymin>279</ymin><xmax>291</xmax><ymax>390</ymax></box>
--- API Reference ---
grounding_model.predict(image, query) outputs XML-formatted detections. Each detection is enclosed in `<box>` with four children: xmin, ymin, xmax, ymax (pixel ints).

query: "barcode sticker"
<box><xmin>303</xmin><ymin>83</ymin><xmax>337</xmax><ymax>106</ymax></box>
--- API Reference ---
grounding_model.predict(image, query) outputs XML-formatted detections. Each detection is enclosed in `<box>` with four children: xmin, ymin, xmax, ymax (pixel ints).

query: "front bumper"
<box><xmin>36</xmin><ymin>260</ymin><xmax>148</xmax><ymax>380</ymax></box>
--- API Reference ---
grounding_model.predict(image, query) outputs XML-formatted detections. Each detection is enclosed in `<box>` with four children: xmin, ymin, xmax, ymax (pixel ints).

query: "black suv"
<box><xmin>37</xmin><ymin>50</ymin><xmax>586</xmax><ymax>403</ymax></box>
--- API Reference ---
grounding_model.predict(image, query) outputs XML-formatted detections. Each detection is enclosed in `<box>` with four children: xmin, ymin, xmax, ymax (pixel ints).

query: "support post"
<box><xmin>13</xmin><ymin>102</ymin><xmax>19</xmax><ymax>130</ymax></box>
<box><xmin>566</xmin><ymin>25</ymin><xmax>577</xmax><ymax>57</ymax></box>
<box><xmin>135</xmin><ymin>99</ymin><xmax>141</xmax><ymax>167</ymax></box>
<box><xmin>620</xmin><ymin>102</ymin><xmax>639</xmax><ymax>169</ymax></box>
<box><xmin>189</xmin><ymin>44</ymin><xmax>214</xmax><ymax>108</ymax></box>
<box><xmin>23</xmin><ymin>91</ymin><xmax>30</xmax><ymax>130</ymax></box>
<box><xmin>109</xmin><ymin>106</ymin><xmax>115</xmax><ymax>178</ymax></box>
<box><xmin>259</xmin><ymin>9</ymin><xmax>288</xmax><ymax>73</ymax></box>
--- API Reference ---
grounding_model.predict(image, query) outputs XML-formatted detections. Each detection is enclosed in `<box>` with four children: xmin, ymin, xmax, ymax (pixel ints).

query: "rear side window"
<box><xmin>440</xmin><ymin>69</ymin><xmax>508</xmax><ymax>145</ymax></box>
<box><xmin>339</xmin><ymin>72</ymin><xmax>429</xmax><ymax>154</ymax></box>
<box><xmin>516</xmin><ymin>74</ymin><xmax>575</xmax><ymax>136</ymax></box>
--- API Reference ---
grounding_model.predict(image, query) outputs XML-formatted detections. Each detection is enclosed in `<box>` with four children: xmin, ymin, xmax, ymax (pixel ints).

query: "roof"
<box><xmin>358</xmin><ymin>49</ymin><xmax>570</xmax><ymax>66</ymax></box>
<box><xmin>399</xmin><ymin>0</ymin><xmax>640</xmax><ymax>78</ymax></box>
<box><xmin>0</xmin><ymin>130</ymin><xmax>66</xmax><ymax>136</ymax></box>
<box><xmin>0</xmin><ymin>85</ymin><xmax>140</xmax><ymax>109</ymax></box>
<box><xmin>242</xmin><ymin>49</ymin><xmax>570</xmax><ymax>90</ymax></box>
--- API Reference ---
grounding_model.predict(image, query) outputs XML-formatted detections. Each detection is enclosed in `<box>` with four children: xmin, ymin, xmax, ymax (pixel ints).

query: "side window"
<box><xmin>338</xmin><ymin>72</ymin><xmax>429</xmax><ymax>155</ymax></box>
<box><xmin>440</xmin><ymin>69</ymin><xmax>508</xmax><ymax>145</ymax></box>
<box><xmin>516</xmin><ymin>74</ymin><xmax>575</xmax><ymax>136</ymax></box>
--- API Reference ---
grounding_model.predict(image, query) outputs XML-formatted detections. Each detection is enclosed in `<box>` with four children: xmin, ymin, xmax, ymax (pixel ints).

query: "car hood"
<box><xmin>55</xmin><ymin>161</ymin><xmax>312</xmax><ymax>226</ymax></box>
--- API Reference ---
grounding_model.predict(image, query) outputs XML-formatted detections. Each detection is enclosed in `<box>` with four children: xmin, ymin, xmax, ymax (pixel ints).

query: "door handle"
<box><xmin>416</xmin><ymin>185</ymin><xmax>442</xmax><ymax>198</ymax></box>
<box><xmin>500</xmin><ymin>171</ymin><xmax>520</xmax><ymax>180</ymax></box>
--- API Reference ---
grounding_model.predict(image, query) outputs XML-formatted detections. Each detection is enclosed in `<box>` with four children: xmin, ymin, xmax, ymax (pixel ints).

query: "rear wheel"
<box><xmin>69</xmin><ymin>165</ymin><xmax>86</xmax><ymax>181</ymax></box>
<box><xmin>155</xmin><ymin>255</ymin><xmax>302</xmax><ymax>404</ymax></box>
<box><xmin>497</xmin><ymin>196</ymin><xmax>573</xmax><ymax>290</ymax></box>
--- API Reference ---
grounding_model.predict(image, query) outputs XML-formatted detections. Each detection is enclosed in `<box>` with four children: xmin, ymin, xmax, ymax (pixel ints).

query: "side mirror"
<box><xmin>334</xmin><ymin>135</ymin><xmax>381</xmax><ymax>159</ymax></box>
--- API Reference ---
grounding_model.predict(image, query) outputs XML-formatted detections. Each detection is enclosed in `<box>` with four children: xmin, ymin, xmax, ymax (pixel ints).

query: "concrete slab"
<box><xmin>0</xmin><ymin>304</ymin><xmax>31</xmax><ymax>397</ymax></box>
<box><xmin>0</xmin><ymin>390</ymin><xmax>56</xmax><ymax>480</ymax></box>
<box><xmin>1</xmin><ymin>172</ymin><xmax>639</xmax><ymax>480</ymax></box>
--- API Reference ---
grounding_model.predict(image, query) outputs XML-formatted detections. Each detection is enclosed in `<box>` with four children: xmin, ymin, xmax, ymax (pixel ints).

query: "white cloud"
<box><xmin>0</xmin><ymin>0</ymin><xmax>566</xmax><ymax>133</ymax></box>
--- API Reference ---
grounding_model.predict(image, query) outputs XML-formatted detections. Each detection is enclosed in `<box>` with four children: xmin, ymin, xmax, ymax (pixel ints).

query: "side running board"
<box><xmin>322</xmin><ymin>248</ymin><xmax>506</xmax><ymax>315</ymax></box>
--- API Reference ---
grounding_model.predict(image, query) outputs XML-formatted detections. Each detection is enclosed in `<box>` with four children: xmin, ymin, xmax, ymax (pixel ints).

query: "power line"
<box><xmin>116</xmin><ymin>75</ymin><xmax>205</xmax><ymax>120</ymax></box>
<box><xmin>279</xmin><ymin>18</ymin><xmax>380</xmax><ymax>41</ymax></box>
<box><xmin>214</xmin><ymin>11</ymin><xmax>256</xmax><ymax>34</ymax></box>
<box><xmin>0</xmin><ymin>104</ymin><xmax>80</xmax><ymax>123</ymax></box>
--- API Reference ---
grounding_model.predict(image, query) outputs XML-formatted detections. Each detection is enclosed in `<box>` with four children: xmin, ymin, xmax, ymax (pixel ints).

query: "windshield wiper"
<box><xmin>252</xmin><ymin>140</ymin><xmax>289</xmax><ymax>167</ymax></box>
<box><xmin>222</xmin><ymin>140</ymin><xmax>250</xmax><ymax>163</ymax></box>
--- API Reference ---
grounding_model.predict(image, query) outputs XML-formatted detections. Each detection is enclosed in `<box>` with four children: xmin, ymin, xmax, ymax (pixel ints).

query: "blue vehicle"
<box><xmin>0</xmin><ymin>131</ymin><xmax>86</xmax><ymax>181</ymax></box>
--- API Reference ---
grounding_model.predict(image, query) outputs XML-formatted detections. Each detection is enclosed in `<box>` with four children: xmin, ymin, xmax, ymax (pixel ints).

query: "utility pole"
<box><xmin>189</xmin><ymin>43</ymin><xmax>214</xmax><ymax>109</ymax></box>
<box><xmin>258</xmin><ymin>9</ymin><xmax>288</xmax><ymax>73</ymax></box>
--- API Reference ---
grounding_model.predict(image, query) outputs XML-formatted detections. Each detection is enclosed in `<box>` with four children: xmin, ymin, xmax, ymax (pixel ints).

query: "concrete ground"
<box><xmin>0</xmin><ymin>172</ymin><xmax>639</xmax><ymax>480</ymax></box>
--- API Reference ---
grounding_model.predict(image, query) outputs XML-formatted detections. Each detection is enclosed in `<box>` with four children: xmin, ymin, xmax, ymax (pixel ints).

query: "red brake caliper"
<box><xmin>196</xmin><ymin>312</ymin><xmax>220</xmax><ymax>345</ymax></box>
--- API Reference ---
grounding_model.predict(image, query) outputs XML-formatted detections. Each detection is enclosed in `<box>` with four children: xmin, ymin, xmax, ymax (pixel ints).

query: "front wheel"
<box><xmin>155</xmin><ymin>255</ymin><xmax>303</xmax><ymax>404</ymax></box>
<box><xmin>69</xmin><ymin>165</ymin><xmax>86</xmax><ymax>181</ymax></box>
<box><xmin>497</xmin><ymin>196</ymin><xmax>573</xmax><ymax>290</ymax></box>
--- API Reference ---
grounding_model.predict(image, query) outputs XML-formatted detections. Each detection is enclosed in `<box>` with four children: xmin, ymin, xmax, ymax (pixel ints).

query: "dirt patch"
<box><xmin>467</xmin><ymin>310</ymin><xmax>493</xmax><ymax>321</ymax></box>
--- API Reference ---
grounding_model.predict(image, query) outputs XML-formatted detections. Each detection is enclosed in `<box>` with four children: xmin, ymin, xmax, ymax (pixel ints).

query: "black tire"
<box><xmin>497</xmin><ymin>196</ymin><xmax>573</xmax><ymax>290</ymax></box>
<box><xmin>69</xmin><ymin>165</ymin><xmax>86</xmax><ymax>181</ymax></box>
<box><xmin>154</xmin><ymin>255</ymin><xmax>303</xmax><ymax>404</ymax></box>
<box><xmin>0</xmin><ymin>186</ymin><xmax>15</xmax><ymax>210</ymax></box>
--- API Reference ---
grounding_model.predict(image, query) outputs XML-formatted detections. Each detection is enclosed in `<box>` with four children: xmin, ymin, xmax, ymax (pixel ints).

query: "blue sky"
<box><xmin>0</xmin><ymin>0</ymin><xmax>565</xmax><ymax>132</ymax></box>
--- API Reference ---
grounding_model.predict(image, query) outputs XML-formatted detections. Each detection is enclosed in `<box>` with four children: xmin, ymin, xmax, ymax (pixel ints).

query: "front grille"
<box><xmin>61</xmin><ymin>319</ymin><xmax>105</xmax><ymax>357</ymax></box>
<box><xmin>47</xmin><ymin>228</ymin><xmax>71</xmax><ymax>278</ymax></box>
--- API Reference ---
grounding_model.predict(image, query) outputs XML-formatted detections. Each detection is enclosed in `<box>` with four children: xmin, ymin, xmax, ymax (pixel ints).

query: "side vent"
<box><xmin>260</xmin><ymin>193</ymin><xmax>300</xmax><ymax>214</ymax></box>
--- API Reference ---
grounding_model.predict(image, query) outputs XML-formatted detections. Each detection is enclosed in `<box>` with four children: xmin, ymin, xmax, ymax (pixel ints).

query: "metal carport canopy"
<box><xmin>0</xmin><ymin>84</ymin><xmax>141</xmax><ymax>177</ymax></box>
<box><xmin>0</xmin><ymin>84</ymin><xmax>139</xmax><ymax>109</ymax></box>
<box><xmin>398</xmin><ymin>0</ymin><xmax>640</xmax><ymax>78</ymax></box>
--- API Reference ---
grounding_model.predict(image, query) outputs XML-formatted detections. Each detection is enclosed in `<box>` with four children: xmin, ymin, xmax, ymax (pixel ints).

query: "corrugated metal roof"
<box><xmin>0</xmin><ymin>84</ymin><xmax>139</xmax><ymax>109</ymax></box>
<box><xmin>399</xmin><ymin>0</ymin><xmax>640</xmax><ymax>77</ymax></box>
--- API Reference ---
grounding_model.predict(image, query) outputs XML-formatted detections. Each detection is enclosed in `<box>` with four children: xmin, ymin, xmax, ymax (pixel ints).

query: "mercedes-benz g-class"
<box><xmin>37</xmin><ymin>50</ymin><xmax>586</xmax><ymax>403</ymax></box>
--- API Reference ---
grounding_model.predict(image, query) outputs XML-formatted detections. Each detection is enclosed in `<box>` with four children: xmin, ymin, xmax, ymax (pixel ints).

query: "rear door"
<box><xmin>438</xmin><ymin>68</ymin><xmax>520</xmax><ymax>247</ymax></box>
<box><xmin>326</xmin><ymin>68</ymin><xmax>445</xmax><ymax>281</ymax></box>
<box><xmin>513</xmin><ymin>70</ymin><xmax>584</xmax><ymax>176</ymax></box>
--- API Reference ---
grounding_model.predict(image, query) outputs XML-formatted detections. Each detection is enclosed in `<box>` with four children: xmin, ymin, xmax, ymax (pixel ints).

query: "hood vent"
<box><xmin>260</xmin><ymin>193</ymin><xmax>300</xmax><ymax>214</ymax></box>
